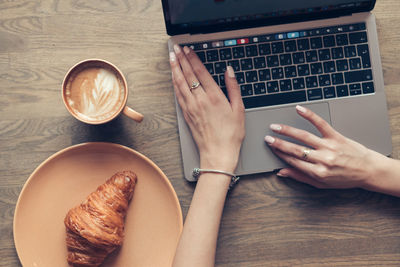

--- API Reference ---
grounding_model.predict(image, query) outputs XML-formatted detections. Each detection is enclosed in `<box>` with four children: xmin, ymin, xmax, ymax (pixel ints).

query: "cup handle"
<box><xmin>123</xmin><ymin>106</ymin><xmax>144</xmax><ymax>123</ymax></box>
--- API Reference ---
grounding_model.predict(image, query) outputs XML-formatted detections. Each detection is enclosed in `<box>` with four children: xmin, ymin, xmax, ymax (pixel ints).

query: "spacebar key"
<box><xmin>243</xmin><ymin>91</ymin><xmax>307</xmax><ymax>109</ymax></box>
<box><xmin>344</xmin><ymin>69</ymin><xmax>373</xmax><ymax>83</ymax></box>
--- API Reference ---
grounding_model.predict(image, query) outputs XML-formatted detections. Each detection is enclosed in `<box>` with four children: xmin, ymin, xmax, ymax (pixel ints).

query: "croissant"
<box><xmin>64</xmin><ymin>171</ymin><xmax>137</xmax><ymax>267</ymax></box>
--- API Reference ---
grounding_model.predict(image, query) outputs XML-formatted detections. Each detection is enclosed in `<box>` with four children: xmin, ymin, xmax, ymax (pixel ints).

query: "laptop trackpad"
<box><xmin>239</xmin><ymin>102</ymin><xmax>331</xmax><ymax>174</ymax></box>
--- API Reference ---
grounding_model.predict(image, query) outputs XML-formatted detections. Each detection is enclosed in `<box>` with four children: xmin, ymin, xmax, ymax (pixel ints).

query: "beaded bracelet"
<box><xmin>192</xmin><ymin>168</ymin><xmax>240</xmax><ymax>190</ymax></box>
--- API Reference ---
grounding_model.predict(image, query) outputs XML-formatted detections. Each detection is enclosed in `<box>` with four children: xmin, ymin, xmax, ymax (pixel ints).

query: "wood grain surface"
<box><xmin>1</xmin><ymin>0</ymin><xmax>400</xmax><ymax>266</ymax></box>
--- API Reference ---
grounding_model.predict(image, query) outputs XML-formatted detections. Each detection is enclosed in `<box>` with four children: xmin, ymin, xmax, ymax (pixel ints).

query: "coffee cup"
<box><xmin>62</xmin><ymin>59</ymin><xmax>144</xmax><ymax>124</ymax></box>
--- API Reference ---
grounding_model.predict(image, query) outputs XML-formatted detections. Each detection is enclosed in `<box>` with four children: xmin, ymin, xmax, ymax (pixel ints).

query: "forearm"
<box><xmin>362</xmin><ymin>150</ymin><xmax>400</xmax><ymax>197</ymax></box>
<box><xmin>173</xmin><ymin>173</ymin><xmax>231</xmax><ymax>267</ymax></box>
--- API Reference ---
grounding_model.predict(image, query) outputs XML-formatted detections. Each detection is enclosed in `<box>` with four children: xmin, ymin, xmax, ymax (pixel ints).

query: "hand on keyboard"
<box><xmin>169</xmin><ymin>45</ymin><xmax>245</xmax><ymax>173</ymax></box>
<box><xmin>264</xmin><ymin>105</ymin><xmax>389</xmax><ymax>190</ymax></box>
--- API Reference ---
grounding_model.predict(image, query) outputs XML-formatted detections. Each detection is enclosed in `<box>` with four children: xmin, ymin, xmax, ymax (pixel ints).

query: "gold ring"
<box><xmin>302</xmin><ymin>149</ymin><xmax>311</xmax><ymax>160</ymax></box>
<box><xmin>190</xmin><ymin>81</ymin><xmax>201</xmax><ymax>90</ymax></box>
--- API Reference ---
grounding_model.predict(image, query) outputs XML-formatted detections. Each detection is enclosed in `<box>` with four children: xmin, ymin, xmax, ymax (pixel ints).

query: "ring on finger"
<box><xmin>302</xmin><ymin>148</ymin><xmax>312</xmax><ymax>160</ymax></box>
<box><xmin>190</xmin><ymin>81</ymin><xmax>201</xmax><ymax>91</ymax></box>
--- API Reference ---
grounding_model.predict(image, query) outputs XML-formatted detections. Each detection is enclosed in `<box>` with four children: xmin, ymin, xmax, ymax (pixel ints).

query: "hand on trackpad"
<box><xmin>238</xmin><ymin>103</ymin><xmax>331</xmax><ymax>175</ymax></box>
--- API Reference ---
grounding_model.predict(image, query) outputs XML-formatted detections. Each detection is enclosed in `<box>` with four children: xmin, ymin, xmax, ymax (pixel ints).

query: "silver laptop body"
<box><xmin>163</xmin><ymin>2</ymin><xmax>392</xmax><ymax>181</ymax></box>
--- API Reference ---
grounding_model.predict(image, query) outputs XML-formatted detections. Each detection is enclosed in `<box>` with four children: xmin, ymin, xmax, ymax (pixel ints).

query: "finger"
<box><xmin>171</xmin><ymin>74</ymin><xmax>187</xmax><ymax>112</ymax></box>
<box><xmin>277</xmin><ymin>168</ymin><xmax>327</xmax><ymax>189</ymax></box>
<box><xmin>269</xmin><ymin>123</ymin><xmax>323</xmax><ymax>149</ymax></box>
<box><xmin>296</xmin><ymin>105</ymin><xmax>337</xmax><ymax>138</ymax></box>
<box><xmin>224</xmin><ymin>66</ymin><xmax>245</xmax><ymax>112</ymax></box>
<box><xmin>265</xmin><ymin>135</ymin><xmax>318</xmax><ymax>162</ymax></box>
<box><xmin>170</xmin><ymin>51</ymin><xmax>194</xmax><ymax>102</ymax></box>
<box><xmin>271</xmin><ymin>148</ymin><xmax>316</xmax><ymax>175</ymax></box>
<box><xmin>174</xmin><ymin>45</ymin><xmax>205</xmax><ymax>96</ymax></box>
<box><xmin>183</xmin><ymin>46</ymin><xmax>220</xmax><ymax>93</ymax></box>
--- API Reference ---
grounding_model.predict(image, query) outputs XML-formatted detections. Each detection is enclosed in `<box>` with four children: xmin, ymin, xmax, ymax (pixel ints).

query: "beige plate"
<box><xmin>13</xmin><ymin>142</ymin><xmax>183</xmax><ymax>267</ymax></box>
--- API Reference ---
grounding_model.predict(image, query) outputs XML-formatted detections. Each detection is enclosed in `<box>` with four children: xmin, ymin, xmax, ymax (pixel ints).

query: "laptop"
<box><xmin>161</xmin><ymin>0</ymin><xmax>392</xmax><ymax>181</ymax></box>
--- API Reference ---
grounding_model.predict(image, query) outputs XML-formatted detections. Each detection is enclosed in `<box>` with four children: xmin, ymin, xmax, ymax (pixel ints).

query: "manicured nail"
<box><xmin>227</xmin><ymin>66</ymin><xmax>235</xmax><ymax>78</ymax></box>
<box><xmin>169</xmin><ymin>52</ymin><xmax>176</xmax><ymax>62</ymax></box>
<box><xmin>277</xmin><ymin>170</ymin><xmax>289</xmax><ymax>177</ymax></box>
<box><xmin>183</xmin><ymin>46</ymin><xmax>190</xmax><ymax>54</ymax></box>
<box><xmin>264</xmin><ymin>135</ymin><xmax>275</xmax><ymax>144</ymax></box>
<box><xmin>173</xmin><ymin>44</ymin><xmax>181</xmax><ymax>54</ymax></box>
<box><xmin>296</xmin><ymin>105</ymin><xmax>307</xmax><ymax>114</ymax></box>
<box><xmin>270</xmin><ymin>124</ymin><xmax>282</xmax><ymax>132</ymax></box>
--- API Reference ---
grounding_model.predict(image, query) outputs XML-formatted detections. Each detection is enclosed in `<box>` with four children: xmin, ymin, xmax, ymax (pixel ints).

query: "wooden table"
<box><xmin>1</xmin><ymin>1</ymin><xmax>400</xmax><ymax>266</ymax></box>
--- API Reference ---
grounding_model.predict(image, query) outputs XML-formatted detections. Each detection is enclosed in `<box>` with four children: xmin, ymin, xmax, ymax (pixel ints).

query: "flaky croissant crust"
<box><xmin>64</xmin><ymin>171</ymin><xmax>137</xmax><ymax>267</ymax></box>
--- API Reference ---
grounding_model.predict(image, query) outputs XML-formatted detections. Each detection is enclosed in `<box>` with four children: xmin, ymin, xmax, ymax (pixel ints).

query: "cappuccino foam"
<box><xmin>65</xmin><ymin>67</ymin><xmax>125</xmax><ymax>122</ymax></box>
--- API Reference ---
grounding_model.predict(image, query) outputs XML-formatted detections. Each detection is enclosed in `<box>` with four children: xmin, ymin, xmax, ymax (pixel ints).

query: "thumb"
<box><xmin>224</xmin><ymin>66</ymin><xmax>244</xmax><ymax>112</ymax></box>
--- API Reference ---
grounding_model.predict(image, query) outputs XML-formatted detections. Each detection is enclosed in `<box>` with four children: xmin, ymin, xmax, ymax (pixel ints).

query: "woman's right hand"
<box><xmin>265</xmin><ymin>105</ymin><xmax>393</xmax><ymax>191</ymax></box>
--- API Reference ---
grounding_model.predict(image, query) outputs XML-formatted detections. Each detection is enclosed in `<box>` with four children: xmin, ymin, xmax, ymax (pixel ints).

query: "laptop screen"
<box><xmin>162</xmin><ymin>0</ymin><xmax>375</xmax><ymax>35</ymax></box>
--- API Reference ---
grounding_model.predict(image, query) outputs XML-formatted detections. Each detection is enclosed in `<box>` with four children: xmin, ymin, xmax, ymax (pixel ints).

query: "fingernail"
<box><xmin>169</xmin><ymin>52</ymin><xmax>176</xmax><ymax>62</ymax></box>
<box><xmin>227</xmin><ymin>66</ymin><xmax>235</xmax><ymax>78</ymax></box>
<box><xmin>296</xmin><ymin>105</ymin><xmax>307</xmax><ymax>114</ymax></box>
<box><xmin>183</xmin><ymin>46</ymin><xmax>190</xmax><ymax>55</ymax></box>
<box><xmin>277</xmin><ymin>170</ymin><xmax>289</xmax><ymax>177</ymax></box>
<box><xmin>270</xmin><ymin>124</ymin><xmax>282</xmax><ymax>132</ymax></box>
<box><xmin>173</xmin><ymin>44</ymin><xmax>181</xmax><ymax>54</ymax></box>
<box><xmin>264</xmin><ymin>135</ymin><xmax>275</xmax><ymax>144</ymax></box>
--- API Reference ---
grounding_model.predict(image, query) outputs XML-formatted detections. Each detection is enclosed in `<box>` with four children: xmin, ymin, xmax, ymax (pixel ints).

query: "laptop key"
<box><xmin>362</xmin><ymin>82</ymin><xmax>375</xmax><ymax>94</ymax></box>
<box><xmin>267</xmin><ymin>55</ymin><xmax>279</xmax><ymax>67</ymax></box>
<box><xmin>336</xmin><ymin>59</ymin><xmax>349</xmax><ymax>71</ymax></box>
<box><xmin>279</xmin><ymin>54</ymin><xmax>292</xmax><ymax>66</ymax></box>
<box><xmin>240</xmin><ymin>84</ymin><xmax>253</xmax><ymax>96</ymax></box>
<box><xmin>245</xmin><ymin>45</ymin><xmax>258</xmax><ymax>57</ymax></box>
<box><xmin>236</xmin><ymin>72</ymin><xmax>245</xmax><ymax>84</ymax></box>
<box><xmin>245</xmin><ymin>71</ymin><xmax>258</xmax><ymax>83</ymax></box>
<box><xmin>284</xmin><ymin>66</ymin><xmax>297</xmax><ymax>78</ymax></box>
<box><xmin>344</xmin><ymin>45</ymin><xmax>357</xmax><ymax>58</ymax></box>
<box><xmin>227</xmin><ymin>60</ymin><xmax>240</xmax><ymax>72</ymax></box>
<box><xmin>206</xmin><ymin>50</ymin><xmax>219</xmax><ymax>62</ymax></box>
<box><xmin>267</xmin><ymin>81</ymin><xmax>279</xmax><ymax>93</ymax></box>
<box><xmin>306</xmin><ymin>50</ymin><xmax>318</xmax><ymax>62</ymax></box>
<box><xmin>310</xmin><ymin>63</ymin><xmax>323</xmax><ymax>75</ymax></box>
<box><xmin>323</xmin><ymin>61</ymin><xmax>336</xmax><ymax>73</ymax></box>
<box><xmin>331</xmin><ymin>47</ymin><xmax>344</xmax><ymax>59</ymax></box>
<box><xmin>306</xmin><ymin>76</ymin><xmax>318</xmax><ymax>88</ymax></box>
<box><xmin>219</xmin><ymin>75</ymin><xmax>225</xmax><ymax>86</ymax></box>
<box><xmin>323</xmin><ymin>35</ymin><xmax>336</xmax><ymax>47</ymax></box>
<box><xmin>196</xmin><ymin>51</ymin><xmax>206</xmax><ymax>62</ymax></box>
<box><xmin>284</xmin><ymin>40</ymin><xmax>297</xmax><ymax>52</ymax></box>
<box><xmin>254</xmin><ymin>82</ymin><xmax>267</xmax><ymax>95</ymax></box>
<box><xmin>349</xmin><ymin>58</ymin><xmax>362</xmax><ymax>70</ymax></box>
<box><xmin>232</xmin><ymin>47</ymin><xmax>245</xmax><ymax>58</ymax></box>
<box><xmin>212</xmin><ymin>75</ymin><xmax>219</xmax><ymax>85</ymax></box>
<box><xmin>280</xmin><ymin>79</ymin><xmax>292</xmax><ymax>91</ymax></box>
<box><xmin>344</xmin><ymin>69</ymin><xmax>373</xmax><ymax>83</ymax></box>
<box><xmin>336</xmin><ymin>85</ymin><xmax>349</xmax><ymax>97</ymax></box>
<box><xmin>293</xmin><ymin>52</ymin><xmax>305</xmax><ymax>64</ymax></box>
<box><xmin>297</xmin><ymin>39</ymin><xmax>310</xmax><ymax>51</ymax></box>
<box><xmin>318</xmin><ymin>49</ymin><xmax>331</xmax><ymax>61</ymax></box>
<box><xmin>349</xmin><ymin>83</ymin><xmax>362</xmax><ymax>95</ymax></box>
<box><xmin>319</xmin><ymin>74</ymin><xmax>331</xmax><ymax>86</ymax></box>
<box><xmin>357</xmin><ymin>44</ymin><xmax>371</xmax><ymax>68</ymax></box>
<box><xmin>349</xmin><ymin>31</ymin><xmax>368</xmax><ymax>44</ymax></box>
<box><xmin>331</xmin><ymin>73</ymin><xmax>344</xmax><ymax>85</ymax></box>
<box><xmin>292</xmin><ymin>78</ymin><xmax>305</xmax><ymax>90</ymax></box>
<box><xmin>307</xmin><ymin>88</ymin><xmax>323</xmax><ymax>101</ymax></box>
<box><xmin>271</xmin><ymin>42</ymin><xmax>284</xmax><ymax>54</ymax></box>
<box><xmin>258</xmin><ymin>69</ymin><xmax>271</xmax><ymax>81</ymax></box>
<box><xmin>297</xmin><ymin>64</ymin><xmax>310</xmax><ymax>76</ymax></box>
<box><xmin>242</xmin><ymin>90</ymin><xmax>307</xmax><ymax>109</ymax></box>
<box><xmin>310</xmin><ymin>37</ymin><xmax>323</xmax><ymax>49</ymax></box>
<box><xmin>240</xmin><ymin>58</ymin><xmax>253</xmax><ymax>70</ymax></box>
<box><xmin>258</xmin><ymin>43</ymin><xmax>271</xmax><ymax>55</ymax></box>
<box><xmin>271</xmin><ymin>67</ymin><xmax>284</xmax><ymax>80</ymax></box>
<box><xmin>254</xmin><ymin>57</ymin><xmax>266</xmax><ymax>69</ymax></box>
<box><xmin>214</xmin><ymin>62</ymin><xmax>227</xmax><ymax>74</ymax></box>
<box><xmin>219</xmin><ymin>48</ymin><xmax>232</xmax><ymax>60</ymax></box>
<box><xmin>336</xmin><ymin>34</ymin><xmax>349</xmax><ymax>46</ymax></box>
<box><xmin>205</xmin><ymin>63</ymin><xmax>214</xmax><ymax>74</ymax></box>
<box><xmin>323</xmin><ymin>86</ymin><xmax>336</xmax><ymax>99</ymax></box>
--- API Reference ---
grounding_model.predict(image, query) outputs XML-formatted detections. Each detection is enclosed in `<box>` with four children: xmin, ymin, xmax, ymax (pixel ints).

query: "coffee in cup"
<box><xmin>62</xmin><ymin>59</ymin><xmax>143</xmax><ymax>124</ymax></box>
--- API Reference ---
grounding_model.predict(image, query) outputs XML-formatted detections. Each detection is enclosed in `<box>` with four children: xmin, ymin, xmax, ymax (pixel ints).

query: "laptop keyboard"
<box><xmin>182</xmin><ymin>23</ymin><xmax>375</xmax><ymax>109</ymax></box>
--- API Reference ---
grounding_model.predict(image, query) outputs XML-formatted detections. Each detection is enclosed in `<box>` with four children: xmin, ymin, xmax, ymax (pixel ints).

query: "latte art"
<box><xmin>65</xmin><ymin>67</ymin><xmax>125</xmax><ymax>122</ymax></box>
